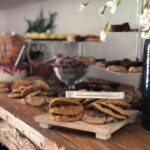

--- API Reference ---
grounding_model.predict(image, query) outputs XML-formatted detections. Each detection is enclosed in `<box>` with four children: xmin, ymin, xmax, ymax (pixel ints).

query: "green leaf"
<box><xmin>117</xmin><ymin>0</ymin><xmax>122</xmax><ymax>6</ymax></box>
<box><xmin>103</xmin><ymin>22</ymin><xmax>109</xmax><ymax>32</ymax></box>
<box><xmin>24</xmin><ymin>8</ymin><xmax>57</xmax><ymax>33</ymax></box>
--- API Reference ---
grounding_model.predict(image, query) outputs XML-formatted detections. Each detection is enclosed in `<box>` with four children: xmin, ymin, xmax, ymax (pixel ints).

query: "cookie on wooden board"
<box><xmin>82</xmin><ymin>110</ymin><xmax>116</xmax><ymax>124</ymax></box>
<box><xmin>106</xmin><ymin>65</ymin><xmax>127</xmax><ymax>73</ymax></box>
<box><xmin>25</xmin><ymin>96</ymin><xmax>46</xmax><ymax>106</ymax></box>
<box><xmin>49</xmin><ymin>97</ymin><xmax>81</xmax><ymax>107</ymax></box>
<box><xmin>49</xmin><ymin>105</ymin><xmax>84</xmax><ymax>116</ymax></box>
<box><xmin>92</xmin><ymin>103</ymin><xmax>126</xmax><ymax>120</ymax></box>
<box><xmin>100</xmin><ymin>102</ymin><xmax>132</xmax><ymax>117</ymax></box>
<box><xmin>49</xmin><ymin>113</ymin><xmax>83</xmax><ymax>122</ymax></box>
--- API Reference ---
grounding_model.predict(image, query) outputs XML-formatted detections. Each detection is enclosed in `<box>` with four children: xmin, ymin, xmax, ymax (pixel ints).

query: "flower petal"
<box><xmin>79</xmin><ymin>4</ymin><xmax>87</xmax><ymax>12</ymax></box>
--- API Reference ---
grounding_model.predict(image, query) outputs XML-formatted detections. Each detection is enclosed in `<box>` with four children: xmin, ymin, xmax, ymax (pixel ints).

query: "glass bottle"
<box><xmin>142</xmin><ymin>39</ymin><xmax>150</xmax><ymax>130</ymax></box>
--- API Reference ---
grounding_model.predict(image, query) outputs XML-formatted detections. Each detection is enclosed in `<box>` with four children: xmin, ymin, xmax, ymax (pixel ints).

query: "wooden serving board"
<box><xmin>35</xmin><ymin>110</ymin><xmax>139</xmax><ymax>140</ymax></box>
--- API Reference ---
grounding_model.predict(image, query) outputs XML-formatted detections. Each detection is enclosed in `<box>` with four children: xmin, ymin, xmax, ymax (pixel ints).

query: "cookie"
<box><xmin>92</xmin><ymin>102</ymin><xmax>126</xmax><ymax>120</ymax></box>
<box><xmin>12</xmin><ymin>80</ymin><xmax>30</xmax><ymax>90</ymax></box>
<box><xmin>21</xmin><ymin>85</ymin><xmax>39</xmax><ymax>97</ymax></box>
<box><xmin>82</xmin><ymin>110</ymin><xmax>115</xmax><ymax>124</ymax></box>
<box><xmin>12</xmin><ymin>88</ymin><xmax>21</xmax><ymax>93</ymax></box>
<box><xmin>49</xmin><ymin>113</ymin><xmax>83</xmax><ymax>122</ymax></box>
<box><xmin>8</xmin><ymin>93</ymin><xmax>23</xmax><ymax>98</ymax></box>
<box><xmin>0</xmin><ymin>81</ymin><xmax>12</xmax><ymax>88</ymax></box>
<box><xmin>95</xmin><ymin>61</ymin><xmax>106</xmax><ymax>68</ymax></box>
<box><xmin>0</xmin><ymin>87</ymin><xmax>10</xmax><ymax>93</ymax></box>
<box><xmin>49</xmin><ymin>97</ymin><xmax>81</xmax><ymax>107</ymax></box>
<box><xmin>128</xmin><ymin>66</ymin><xmax>142</xmax><ymax>73</ymax></box>
<box><xmin>35</xmin><ymin>80</ymin><xmax>50</xmax><ymax>91</ymax></box>
<box><xmin>82</xmin><ymin>99</ymin><xmax>98</xmax><ymax>107</ymax></box>
<box><xmin>105</xmin><ymin>99</ymin><xmax>131</xmax><ymax>109</ymax></box>
<box><xmin>26</xmin><ymin>90</ymin><xmax>41</xmax><ymax>98</ymax></box>
<box><xmin>49</xmin><ymin>105</ymin><xmax>84</xmax><ymax>116</ymax></box>
<box><xmin>100</xmin><ymin>102</ymin><xmax>132</xmax><ymax>117</ymax></box>
<box><xmin>40</xmin><ymin>92</ymin><xmax>51</xmax><ymax>96</ymax></box>
<box><xmin>25</xmin><ymin>96</ymin><xmax>46</xmax><ymax>106</ymax></box>
<box><xmin>18</xmin><ymin>86</ymin><xmax>27</xmax><ymax>91</ymax></box>
<box><xmin>106</xmin><ymin>65</ymin><xmax>127</xmax><ymax>73</ymax></box>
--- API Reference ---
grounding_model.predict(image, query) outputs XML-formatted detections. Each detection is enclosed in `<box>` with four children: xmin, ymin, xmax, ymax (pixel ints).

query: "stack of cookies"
<box><xmin>95</xmin><ymin>58</ymin><xmax>143</xmax><ymax>73</ymax></box>
<box><xmin>49</xmin><ymin>97</ymin><xmax>84</xmax><ymax>122</ymax></box>
<box><xmin>82</xmin><ymin>99</ymin><xmax>132</xmax><ymax>124</ymax></box>
<box><xmin>8</xmin><ymin>77</ymin><xmax>51</xmax><ymax>106</ymax></box>
<box><xmin>0</xmin><ymin>81</ymin><xmax>12</xmax><ymax>93</ymax></box>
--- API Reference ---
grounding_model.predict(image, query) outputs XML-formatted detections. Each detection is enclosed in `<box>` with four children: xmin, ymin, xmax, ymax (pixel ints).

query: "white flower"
<box><xmin>141</xmin><ymin>32</ymin><xmax>150</xmax><ymax>39</ymax></box>
<box><xmin>106</xmin><ymin>0</ymin><xmax>117</xmax><ymax>14</ymax></box>
<box><xmin>100</xmin><ymin>30</ymin><xmax>107</xmax><ymax>42</ymax></box>
<box><xmin>79</xmin><ymin>2</ymin><xmax>89</xmax><ymax>12</ymax></box>
<box><xmin>139</xmin><ymin>7</ymin><xmax>150</xmax><ymax>35</ymax></box>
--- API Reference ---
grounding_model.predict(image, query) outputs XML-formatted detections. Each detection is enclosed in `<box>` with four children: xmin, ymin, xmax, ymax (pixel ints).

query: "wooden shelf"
<box><xmin>0</xmin><ymin>93</ymin><xmax>150</xmax><ymax>150</ymax></box>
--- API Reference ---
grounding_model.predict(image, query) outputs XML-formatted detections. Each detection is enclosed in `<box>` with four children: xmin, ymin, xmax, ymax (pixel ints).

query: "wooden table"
<box><xmin>0</xmin><ymin>93</ymin><xmax>150</xmax><ymax>150</ymax></box>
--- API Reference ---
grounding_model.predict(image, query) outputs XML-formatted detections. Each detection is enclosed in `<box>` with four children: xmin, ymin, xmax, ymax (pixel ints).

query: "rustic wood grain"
<box><xmin>0</xmin><ymin>93</ymin><xmax>150</xmax><ymax>150</ymax></box>
<box><xmin>35</xmin><ymin>111</ymin><xmax>139</xmax><ymax>140</ymax></box>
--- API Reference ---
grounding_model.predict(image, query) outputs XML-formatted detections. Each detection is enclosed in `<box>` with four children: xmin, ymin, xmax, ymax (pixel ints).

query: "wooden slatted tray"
<box><xmin>35</xmin><ymin>110</ymin><xmax>139</xmax><ymax>140</ymax></box>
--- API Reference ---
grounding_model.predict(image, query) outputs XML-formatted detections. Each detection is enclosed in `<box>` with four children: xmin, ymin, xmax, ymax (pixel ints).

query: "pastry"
<box><xmin>49</xmin><ymin>97</ymin><xmax>84</xmax><ymax>122</ymax></box>
<box><xmin>84</xmin><ymin>34</ymin><xmax>100</xmax><ymax>42</ymax></box>
<box><xmin>100</xmin><ymin>102</ymin><xmax>132</xmax><ymax>117</ymax></box>
<box><xmin>0</xmin><ymin>87</ymin><xmax>10</xmax><ymax>93</ymax></box>
<box><xmin>39</xmin><ymin>33</ymin><xmax>49</xmax><ymax>39</ymax></box>
<box><xmin>12</xmin><ymin>80</ymin><xmax>30</xmax><ymax>90</ymax></box>
<box><xmin>106</xmin><ymin>65</ymin><xmax>127</xmax><ymax>73</ymax></box>
<box><xmin>8</xmin><ymin>93</ymin><xmax>23</xmax><ymax>98</ymax></box>
<box><xmin>49</xmin><ymin>113</ymin><xmax>83</xmax><ymax>122</ymax></box>
<box><xmin>49</xmin><ymin>105</ymin><xmax>84</xmax><ymax>116</ymax></box>
<box><xmin>128</xmin><ymin>66</ymin><xmax>143</xmax><ymax>73</ymax></box>
<box><xmin>25</xmin><ymin>96</ymin><xmax>46</xmax><ymax>106</ymax></box>
<box><xmin>81</xmin><ymin>99</ymin><xmax>98</xmax><ymax>107</ymax></box>
<box><xmin>105</xmin><ymin>99</ymin><xmax>131</xmax><ymax>109</ymax></box>
<box><xmin>12</xmin><ymin>88</ymin><xmax>21</xmax><ymax>93</ymax></box>
<box><xmin>35</xmin><ymin>80</ymin><xmax>50</xmax><ymax>91</ymax></box>
<box><xmin>82</xmin><ymin>110</ymin><xmax>115</xmax><ymax>124</ymax></box>
<box><xmin>49</xmin><ymin>97</ymin><xmax>82</xmax><ymax>107</ymax></box>
<box><xmin>26</xmin><ymin>90</ymin><xmax>41</xmax><ymax>98</ymax></box>
<box><xmin>49</xmin><ymin>97</ymin><xmax>84</xmax><ymax>115</ymax></box>
<box><xmin>0</xmin><ymin>81</ymin><xmax>12</xmax><ymax>88</ymax></box>
<box><xmin>96</xmin><ymin>61</ymin><xmax>106</xmax><ymax>68</ymax></box>
<box><xmin>67</xmin><ymin>34</ymin><xmax>76</xmax><ymax>42</ymax></box>
<box><xmin>21</xmin><ymin>85</ymin><xmax>38</xmax><ymax>97</ymax></box>
<box><xmin>92</xmin><ymin>102</ymin><xmax>127</xmax><ymax>120</ymax></box>
<box><xmin>120</xmin><ymin>58</ymin><xmax>131</xmax><ymax>68</ymax></box>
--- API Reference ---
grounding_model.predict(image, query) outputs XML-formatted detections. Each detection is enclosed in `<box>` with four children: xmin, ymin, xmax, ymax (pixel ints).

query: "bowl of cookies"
<box><xmin>53</xmin><ymin>56</ymin><xmax>94</xmax><ymax>90</ymax></box>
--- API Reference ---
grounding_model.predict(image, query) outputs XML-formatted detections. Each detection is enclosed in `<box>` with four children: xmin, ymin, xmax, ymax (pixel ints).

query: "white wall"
<box><xmin>1</xmin><ymin>0</ymin><xmax>141</xmax><ymax>61</ymax></box>
<box><xmin>5</xmin><ymin>0</ymin><xmax>138</xmax><ymax>35</ymax></box>
<box><xmin>0</xmin><ymin>10</ymin><xmax>7</xmax><ymax>32</ymax></box>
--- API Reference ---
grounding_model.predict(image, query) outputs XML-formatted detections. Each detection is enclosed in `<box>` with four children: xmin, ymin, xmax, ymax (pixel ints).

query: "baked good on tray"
<box><xmin>82</xmin><ymin>109</ymin><xmax>115</xmax><ymax>124</ymax></box>
<box><xmin>49</xmin><ymin>97</ymin><xmax>84</xmax><ymax>122</ymax></box>
<box><xmin>95</xmin><ymin>58</ymin><xmax>143</xmax><ymax>73</ymax></box>
<box><xmin>128</xmin><ymin>66</ymin><xmax>143</xmax><ymax>73</ymax></box>
<box><xmin>106</xmin><ymin>65</ymin><xmax>127</xmax><ymax>73</ymax></box>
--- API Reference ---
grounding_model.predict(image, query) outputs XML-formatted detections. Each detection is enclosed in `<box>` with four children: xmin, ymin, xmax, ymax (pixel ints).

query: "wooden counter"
<box><xmin>0</xmin><ymin>93</ymin><xmax>150</xmax><ymax>150</ymax></box>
